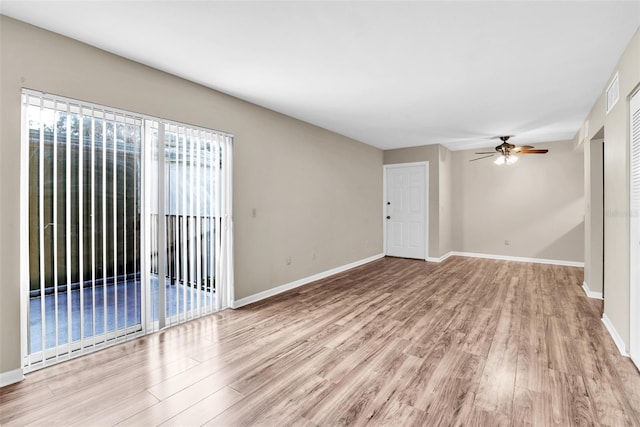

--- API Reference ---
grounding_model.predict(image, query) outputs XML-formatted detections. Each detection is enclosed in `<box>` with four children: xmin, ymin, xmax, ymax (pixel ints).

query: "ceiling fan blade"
<box><xmin>513</xmin><ymin>145</ymin><xmax>534</xmax><ymax>152</ymax></box>
<box><xmin>474</xmin><ymin>151</ymin><xmax>496</xmax><ymax>154</ymax></box>
<box><xmin>469</xmin><ymin>154</ymin><xmax>495</xmax><ymax>162</ymax></box>
<box><xmin>518</xmin><ymin>149</ymin><xmax>549</xmax><ymax>154</ymax></box>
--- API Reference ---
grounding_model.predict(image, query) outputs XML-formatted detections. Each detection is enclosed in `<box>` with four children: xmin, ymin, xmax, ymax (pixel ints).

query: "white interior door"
<box><xmin>385</xmin><ymin>163</ymin><xmax>428</xmax><ymax>259</ymax></box>
<box><xmin>630</xmin><ymin>90</ymin><xmax>640</xmax><ymax>369</ymax></box>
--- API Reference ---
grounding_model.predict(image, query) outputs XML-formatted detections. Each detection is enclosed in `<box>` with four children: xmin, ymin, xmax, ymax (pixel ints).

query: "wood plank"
<box><xmin>69</xmin><ymin>391</ymin><xmax>159</xmax><ymax>427</ymax></box>
<box><xmin>2</xmin><ymin>256</ymin><xmax>639</xmax><ymax>426</ymax></box>
<box><xmin>160</xmin><ymin>386</ymin><xmax>243</xmax><ymax>426</ymax></box>
<box><xmin>118</xmin><ymin>372</ymin><xmax>236</xmax><ymax>426</ymax></box>
<box><xmin>473</xmin><ymin>330</ymin><xmax>519</xmax><ymax>416</ymax></box>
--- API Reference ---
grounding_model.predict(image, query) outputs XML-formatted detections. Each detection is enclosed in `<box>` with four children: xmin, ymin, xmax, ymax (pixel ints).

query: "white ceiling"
<box><xmin>2</xmin><ymin>1</ymin><xmax>639</xmax><ymax>151</ymax></box>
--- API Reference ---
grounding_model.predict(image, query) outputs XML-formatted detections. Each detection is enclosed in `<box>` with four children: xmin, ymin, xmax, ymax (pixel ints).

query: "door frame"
<box><xmin>383</xmin><ymin>161</ymin><xmax>429</xmax><ymax>260</ymax></box>
<box><xmin>629</xmin><ymin>88</ymin><xmax>640</xmax><ymax>369</ymax></box>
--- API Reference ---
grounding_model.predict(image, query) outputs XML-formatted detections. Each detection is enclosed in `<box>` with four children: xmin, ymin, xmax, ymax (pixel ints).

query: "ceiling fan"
<box><xmin>470</xmin><ymin>136</ymin><xmax>548</xmax><ymax>165</ymax></box>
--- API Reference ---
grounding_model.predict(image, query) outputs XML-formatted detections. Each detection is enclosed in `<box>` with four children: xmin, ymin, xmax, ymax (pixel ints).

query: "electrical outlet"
<box><xmin>286</xmin><ymin>256</ymin><xmax>292</xmax><ymax>265</ymax></box>
<box><xmin>504</xmin><ymin>240</ymin><xmax>510</xmax><ymax>246</ymax></box>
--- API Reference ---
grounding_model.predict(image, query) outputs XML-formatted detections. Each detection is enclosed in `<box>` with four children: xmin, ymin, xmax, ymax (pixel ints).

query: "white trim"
<box><xmin>382</xmin><ymin>169</ymin><xmax>388</xmax><ymax>256</ymax></box>
<box><xmin>583</xmin><ymin>120</ymin><xmax>589</xmax><ymax>142</ymax></box>
<box><xmin>142</xmin><ymin>120</ymin><xmax>152</xmax><ymax>336</ymax></box>
<box><xmin>0</xmin><ymin>368</ymin><xmax>24</xmax><ymax>387</ymax></box>
<box><xmin>426</xmin><ymin>252</ymin><xmax>453</xmax><ymax>263</ymax></box>
<box><xmin>582</xmin><ymin>281</ymin><xmax>603</xmax><ymax>300</ymax></box>
<box><xmin>448</xmin><ymin>251</ymin><xmax>584</xmax><ymax>267</ymax></box>
<box><xmin>19</xmin><ymin>94</ymin><xmax>31</xmax><ymax>374</ymax></box>
<box><xmin>383</xmin><ymin>169</ymin><xmax>387</xmax><ymax>258</ymax></box>
<box><xmin>632</xmin><ymin>354</ymin><xmax>640</xmax><ymax>372</ymax></box>
<box><xmin>602</xmin><ymin>314</ymin><xmax>629</xmax><ymax>357</ymax></box>
<box><xmin>157</xmin><ymin>122</ymin><xmax>167</xmax><ymax>329</ymax></box>
<box><xmin>66</xmin><ymin>106</ymin><xmax>72</xmax><ymax>356</ymax></box>
<box><xmin>383</xmin><ymin>161</ymin><xmax>429</xmax><ymax>260</ymax></box>
<box><xmin>231</xmin><ymin>253</ymin><xmax>384</xmax><ymax>309</ymax></box>
<box><xmin>225</xmin><ymin>136</ymin><xmax>235</xmax><ymax>309</ymax></box>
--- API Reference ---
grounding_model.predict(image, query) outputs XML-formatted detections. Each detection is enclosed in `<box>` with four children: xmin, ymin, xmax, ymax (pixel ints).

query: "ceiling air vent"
<box><xmin>606</xmin><ymin>72</ymin><xmax>619</xmax><ymax>114</ymax></box>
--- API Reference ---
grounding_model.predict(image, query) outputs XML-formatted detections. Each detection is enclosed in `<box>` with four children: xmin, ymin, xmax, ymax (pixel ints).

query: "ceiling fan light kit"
<box><xmin>471</xmin><ymin>136</ymin><xmax>548</xmax><ymax>165</ymax></box>
<box><xmin>494</xmin><ymin>155</ymin><xmax>518</xmax><ymax>166</ymax></box>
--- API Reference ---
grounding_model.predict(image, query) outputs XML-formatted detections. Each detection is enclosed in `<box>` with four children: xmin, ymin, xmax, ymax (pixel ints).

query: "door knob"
<box><xmin>386</xmin><ymin>216</ymin><xmax>391</xmax><ymax>219</ymax></box>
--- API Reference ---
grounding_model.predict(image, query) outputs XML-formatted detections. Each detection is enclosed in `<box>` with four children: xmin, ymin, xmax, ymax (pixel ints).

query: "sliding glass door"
<box><xmin>22</xmin><ymin>90</ymin><xmax>233</xmax><ymax>372</ymax></box>
<box><xmin>147</xmin><ymin>121</ymin><xmax>223</xmax><ymax>330</ymax></box>
<box><xmin>24</xmin><ymin>93</ymin><xmax>143</xmax><ymax>366</ymax></box>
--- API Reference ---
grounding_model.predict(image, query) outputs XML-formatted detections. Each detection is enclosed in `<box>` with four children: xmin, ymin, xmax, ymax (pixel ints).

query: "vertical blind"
<box><xmin>21</xmin><ymin>89</ymin><xmax>233</xmax><ymax>372</ymax></box>
<box><xmin>630</xmin><ymin>89</ymin><xmax>640</xmax><ymax>369</ymax></box>
<box><xmin>145</xmin><ymin>120</ymin><xmax>234</xmax><ymax>331</ymax></box>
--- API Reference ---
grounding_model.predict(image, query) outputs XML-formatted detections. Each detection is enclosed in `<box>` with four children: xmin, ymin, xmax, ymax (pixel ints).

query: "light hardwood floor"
<box><xmin>1</xmin><ymin>256</ymin><xmax>640</xmax><ymax>426</ymax></box>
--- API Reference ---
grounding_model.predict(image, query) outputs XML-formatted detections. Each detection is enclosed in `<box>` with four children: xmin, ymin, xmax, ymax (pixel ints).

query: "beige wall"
<box><xmin>451</xmin><ymin>140</ymin><xmax>584</xmax><ymax>262</ymax></box>
<box><xmin>382</xmin><ymin>138</ymin><xmax>584</xmax><ymax>263</ymax></box>
<box><xmin>0</xmin><ymin>17</ymin><xmax>383</xmax><ymax>375</ymax></box>
<box><xmin>579</xmin><ymin>29</ymin><xmax>640</xmax><ymax>349</ymax></box>
<box><xmin>383</xmin><ymin>144</ymin><xmax>442</xmax><ymax>258</ymax></box>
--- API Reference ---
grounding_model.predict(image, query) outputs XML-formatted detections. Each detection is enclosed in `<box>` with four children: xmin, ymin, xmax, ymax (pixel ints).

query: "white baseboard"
<box><xmin>602</xmin><ymin>314</ymin><xmax>629</xmax><ymax>357</ymax></box>
<box><xmin>0</xmin><ymin>368</ymin><xmax>24</xmax><ymax>388</ymax></box>
<box><xmin>232</xmin><ymin>253</ymin><xmax>385</xmax><ymax>309</ymax></box>
<box><xmin>632</xmin><ymin>353</ymin><xmax>640</xmax><ymax>371</ymax></box>
<box><xmin>448</xmin><ymin>251</ymin><xmax>584</xmax><ymax>267</ymax></box>
<box><xmin>582</xmin><ymin>281</ymin><xmax>603</xmax><ymax>300</ymax></box>
<box><xmin>426</xmin><ymin>252</ymin><xmax>453</xmax><ymax>263</ymax></box>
